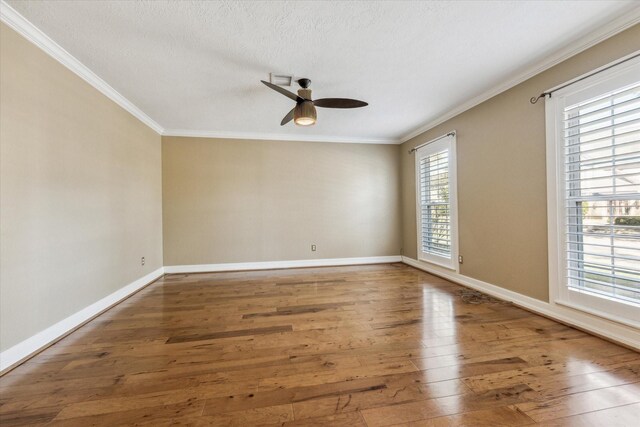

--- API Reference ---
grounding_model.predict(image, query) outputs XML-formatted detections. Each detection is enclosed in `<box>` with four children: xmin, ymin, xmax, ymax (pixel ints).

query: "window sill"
<box><xmin>417</xmin><ymin>255</ymin><xmax>458</xmax><ymax>273</ymax></box>
<box><xmin>555</xmin><ymin>299</ymin><xmax>640</xmax><ymax>330</ymax></box>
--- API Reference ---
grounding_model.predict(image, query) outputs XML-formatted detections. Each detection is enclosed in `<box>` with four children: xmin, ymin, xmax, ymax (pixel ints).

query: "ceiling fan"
<box><xmin>260</xmin><ymin>78</ymin><xmax>368</xmax><ymax>126</ymax></box>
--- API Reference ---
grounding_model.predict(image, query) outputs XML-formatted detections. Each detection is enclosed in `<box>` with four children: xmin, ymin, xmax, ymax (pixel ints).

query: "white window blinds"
<box><xmin>420</xmin><ymin>150</ymin><xmax>451</xmax><ymax>257</ymax></box>
<box><xmin>416</xmin><ymin>134</ymin><xmax>458</xmax><ymax>270</ymax></box>
<box><xmin>564</xmin><ymin>81</ymin><xmax>640</xmax><ymax>306</ymax></box>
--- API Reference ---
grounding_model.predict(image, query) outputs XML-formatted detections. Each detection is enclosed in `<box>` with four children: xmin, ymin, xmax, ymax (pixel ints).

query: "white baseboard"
<box><xmin>0</xmin><ymin>267</ymin><xmax>165</xmax><ymax>374</ymax></box>
<box><xmin>1</xmin><ymin>257</ymin><xmax>401</xmax><ymax>374</ymax></box>
<box><xmin>163</xmin><ymin>256</ymin><xmax>402</xmax><ymax>274</ymax></box>
<box><xmin>402</xmin><ymin>256</ymin><xmax>639</xmax><ymax>351</ymax></box>
<box><xmin>7</xmin><ymin>255</ymin><xmax>631</xmax><ymax>375</ymax></box>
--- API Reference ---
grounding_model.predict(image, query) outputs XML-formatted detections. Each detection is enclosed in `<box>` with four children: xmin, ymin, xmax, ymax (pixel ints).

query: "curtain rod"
<box><xmin>408</xmin><ymin>131</ymin><xmax>455</xmax><ymax>154</ymax></box>
<box><xmin>530</xmin><ymin>51</ymin><xmax>640</xmax><ymax>104</ymax></box>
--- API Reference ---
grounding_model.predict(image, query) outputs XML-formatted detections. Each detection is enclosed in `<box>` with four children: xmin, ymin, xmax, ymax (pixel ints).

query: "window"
<box><xmin>415</xmin><ymin>133</ymin><xmax>458</xmax><ymax>270</ymax></box>
<box><xmin>546</xmin><ymin>56</ymin><xmax>640</xmax><ymax>327</ymax></box>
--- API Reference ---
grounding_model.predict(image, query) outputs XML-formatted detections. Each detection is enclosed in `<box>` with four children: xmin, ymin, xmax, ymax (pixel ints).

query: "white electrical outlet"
<box><xmin>141</xmin><ymin>257</ymin><xmax>145</xmax><ymax>266</ymax></box>
<box><xmin>458</xmin><ymin>255</ymin><xmax>463</xmax><ymax>264</ymax></box>
<box><xmin>311</xmin><ymin>244</ymin><xmax>316</xmax><ymax>252</ymax></box>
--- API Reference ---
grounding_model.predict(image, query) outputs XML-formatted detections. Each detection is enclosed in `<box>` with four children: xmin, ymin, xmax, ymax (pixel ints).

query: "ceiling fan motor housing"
<box><xmin>297</xmin><ymin>88</ymin><xmax>312</xmax><ymax>100</ymax></box>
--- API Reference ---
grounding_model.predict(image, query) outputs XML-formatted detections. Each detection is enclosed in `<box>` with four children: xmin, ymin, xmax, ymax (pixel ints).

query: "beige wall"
<box><xmin>2</xmin><ymin>14</ymin><xmax>638</xmax><ymax>352</ymax></box>
<box><xmin>401</xmin><ymin>24</ymin><xmax>640</xmax><ymax>302</ymax></box>
<box><xmin>0</xmin><ymin>23</ymin><xmax>163</xmax><ymax>351</ymax></box>
<box><xmin>162</xmin><ymin>136</ymin><xmax>401</xmax><ymax>265</ymax></box>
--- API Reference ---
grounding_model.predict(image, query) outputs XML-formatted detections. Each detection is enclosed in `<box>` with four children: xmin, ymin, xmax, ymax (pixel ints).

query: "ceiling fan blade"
<box><xmin>281</xmin><ymin>107</ymin><xmax>295</xmax><ymax>126</ymax></box>
<box><xmin>313</xmin><ymin>98</ymin><xmax>368</xmax><ymax>108</ymax></box>
<box><xmin>261</xmin><ymin>80</ymin><xmax>302</xmax><ymax>102</ymax></box>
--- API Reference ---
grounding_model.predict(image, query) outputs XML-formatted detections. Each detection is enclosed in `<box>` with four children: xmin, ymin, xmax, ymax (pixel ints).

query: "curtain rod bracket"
<box><xmin>530</xmin><ymin>93</ymin><xmax>549</xmax><ymax>104</ymax></box>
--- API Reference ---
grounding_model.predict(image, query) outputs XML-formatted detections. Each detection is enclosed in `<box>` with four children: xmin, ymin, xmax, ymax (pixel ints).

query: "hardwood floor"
<box><xmin>1</xmin><ymin>263</ymin><xmax>638</xmax><ymax>426</ymax></box>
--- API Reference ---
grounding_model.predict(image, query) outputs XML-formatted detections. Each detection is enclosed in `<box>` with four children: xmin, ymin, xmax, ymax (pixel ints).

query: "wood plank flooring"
<box><xmin>1</xmin><ymin>263</ymin><xmax>638</xmax><ymax>426</ymax></box>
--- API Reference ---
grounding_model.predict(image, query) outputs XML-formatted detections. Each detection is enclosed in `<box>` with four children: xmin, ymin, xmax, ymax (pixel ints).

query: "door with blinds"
<box><xmin>415</xmin><ymin>134</ymin><xmax>458</xmax><ymax>271</ymax></box>
<box><xmin>547</xmin><ymin>56</ymin><xmax>640</xmax><ymax>326</ymax></box>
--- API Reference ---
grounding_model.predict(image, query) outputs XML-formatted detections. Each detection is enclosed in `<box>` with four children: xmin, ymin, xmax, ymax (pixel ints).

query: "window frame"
<box><xmin>415</xmin><ymin>134</ymin><xmax>459</xmax><ymax>272</ymax></box>
<box><xmin>545</xmin><ymin>55</ymin><xmax>640</xmax><ymax>328</ymax></box>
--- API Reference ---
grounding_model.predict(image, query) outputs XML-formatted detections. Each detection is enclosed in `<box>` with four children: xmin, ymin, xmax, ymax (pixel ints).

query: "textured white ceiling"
<box><xmin>7</xmin><ymin>0</ymin><xmax>640</xmax><ymax>142</ymax></box>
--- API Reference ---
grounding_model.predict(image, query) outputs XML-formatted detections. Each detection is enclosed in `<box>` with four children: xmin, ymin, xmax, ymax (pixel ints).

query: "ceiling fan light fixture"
<box><xmin>294</xmin><ymin>101</ymin><xmax>317</xmax><ymax>126</ymax></box>
<box><xmin>260</xmin><ymin>78</ymin><xmax>366</xmax><ymax>127</ymax></box>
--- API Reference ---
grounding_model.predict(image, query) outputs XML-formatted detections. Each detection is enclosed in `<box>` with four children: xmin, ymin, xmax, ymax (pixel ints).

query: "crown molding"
<box><xmin>0</xmin><ymin>0</ymin><xmax>394</xmax><ymax>145</ymax></box>
<box><xmin>398</xmin><ymin>7</ymin><xmax>640</xmax><ymax>144</ymax></box>
<box><xmin>162</xmin><ymin>129</ymin><xmax>400</xmax><ymax>145</ymax></box>
<box><xmin>4</xmin><ymin>0</ymin><xmax>638</xmax><ymax>145</ymax></box>
<box><xmin>0</xmin><ymin>0</ymin><xmax>164</xmax><ymax>135</ymax></box>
